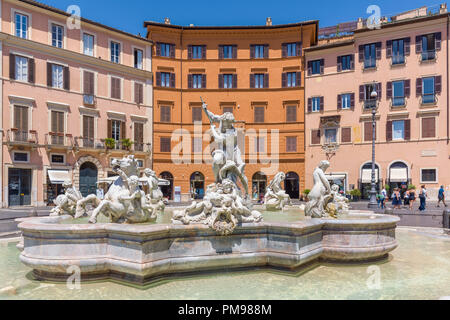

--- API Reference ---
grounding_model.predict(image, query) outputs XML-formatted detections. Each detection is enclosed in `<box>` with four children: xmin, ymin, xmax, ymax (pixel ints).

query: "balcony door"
<box><xmin>14</xmin><ymin>105</ymin><xmax>28</xmax><ymax>142</ymax></box>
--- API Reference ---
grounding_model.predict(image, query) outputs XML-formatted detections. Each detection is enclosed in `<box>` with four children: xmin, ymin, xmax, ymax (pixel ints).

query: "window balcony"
<box><xmin>392</xmin><ymin>97</ymin><xmax>406</xmax><ymax>108</ymax></box>
<box><xmin>420</xmin><ymin>51</ymin><xmax>437</xmax><ymax>62</ymax></box>
<box><xmin>74</xmin><ymin>137</ymin><xmax>105</xmax><ymax>151</ymax></box>
<box><xmin>363</xmin><ymin>98</ymin><xmax>378</xmax><ymax>110</ymax></box>
<box><xmin>45</xmin><ymin>133</ymin><xmax>74</xmax><ymax>151</ymax></box>
<box><xmin>133</xmin><ymin>142</ymin><xmax>152</xmax><ymax>154</ymax></box>
<box><xmin>6</xmin><ymin>129</ymin><xmax>39</xmax><ymax>150</ymax></box>
<box><xmin>420</xmin><ymin>94</ymin><xmax>437</xmax><ymax>105</ymax></box>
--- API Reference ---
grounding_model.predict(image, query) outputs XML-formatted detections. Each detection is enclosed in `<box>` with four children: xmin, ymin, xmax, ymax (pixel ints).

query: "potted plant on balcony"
<box><xmin>121</xmin><ymin>138</ymin><xmax>134</xmax><ymax>151</ymax></box>
<box><xmin>104</xmin><ymin>138</ymin><xmax>116</xmax><ymax>150</ymax></box>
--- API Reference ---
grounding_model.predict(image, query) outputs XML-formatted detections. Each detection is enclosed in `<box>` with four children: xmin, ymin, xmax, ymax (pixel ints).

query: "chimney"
<box><xmin>440</xmin><ymin>3</ymin><xmax>448</xmax><ymax>14</ymax></box>
<box><xmin>164</xmin><ymin>17</ymin><xmax>171</xmax><ymax>25</ymax></box>
<box><xmin>266</xmin><ymin>17</ymin><xmax>272</xmax><ymax>26</ymax></box>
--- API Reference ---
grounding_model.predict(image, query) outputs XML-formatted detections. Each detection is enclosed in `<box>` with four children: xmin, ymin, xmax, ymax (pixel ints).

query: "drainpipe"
<box><xmin>180</xmin><ymin>27</ymin><xmax>184</xmax><ymax>132</ymax></box>
<box><xmin>447</xmin><ymin>14</ymin><xmax>449</xmax><ymax>144</ymax></box>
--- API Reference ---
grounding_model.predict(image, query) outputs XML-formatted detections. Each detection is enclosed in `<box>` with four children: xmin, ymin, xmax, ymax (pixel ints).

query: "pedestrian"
<box><xmin>392</xmin><ymin>188</ymin><xmax>401</xmax><ymax>209</ymax></box>
<box><xmin>380</xmin><ymin>187</ymin><xmax>387</xmax><ymax>209</ymax></box>
<box><xmin>437</xmin><ymin>185</ymin><xmax>447</xmax><ymax>208</ymax></box>
<box><xmin>409</xmin><ymin>187</ymin><xmax>416</xmax><ymax>210</ymax></box>
<box><xmin>403</xmin><ymin>189</ymin><xmax>410</xmax><ymax>207</ymax></box>
<box><xmin>419</xmin><ymin>185</ymin><xmax>427</xmax><ymax>211</ymax></box>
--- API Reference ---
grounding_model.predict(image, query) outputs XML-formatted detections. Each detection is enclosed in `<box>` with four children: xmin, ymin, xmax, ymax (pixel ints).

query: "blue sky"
<box><xmin>42</xmin><ymin>0</ymin><xmax>443</xmax><ymax>36</ymax></box>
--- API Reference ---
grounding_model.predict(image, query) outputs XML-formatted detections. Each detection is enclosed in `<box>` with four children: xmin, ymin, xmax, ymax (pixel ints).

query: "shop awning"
<box><xmin>361</xmin><ymin>169</ymin><xmax>379</xmax><ymax>183</ymax></box>
<box><xmin>326</xmin><ymin>174</ymin><xmax>346</xmax><ymax>181</ymax></box>
<box><xmin>47</xmin><ymin>170</ymin><xmax>70</xmax><ymax>184</ymax></box>
<box><xmin>390</xmin><ymin>168</ymin><xmax>408</xmax><ymax>182</ymax></box>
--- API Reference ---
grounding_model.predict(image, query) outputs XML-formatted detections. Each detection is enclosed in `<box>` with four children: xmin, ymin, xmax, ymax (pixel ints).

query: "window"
<box><xmin>83</xmin><ymin>71</ymin><xmax>95</xmax><ymax>105</ymax></box>
<box><xmin>341</xmin><ymin>127</ymin><xmax>351</xmax><ymax>143</ymax></box>
<box><xmin>51</xmin><ymin>110</ymin><xmax>65</xmax><ymax>145</ymax></box>
<box><xmin>422</xmin><ymin>77</ymin><xmax>435</xmax><ymax>104</ymax></box>
<box><xmin>134</xmin><ymin>82</ymin><xmax>143</xmax><ymax>104</ymax></box>
<box><xmin>324</xmin><ymin>128</ymin><xmax>337</xmax><ymax>144</ymax></box>
<box><xmin>15</xmin><ymin>56</ymin><xmax>28</xmax><ymax>82</ymax></box>
<box><xmin>51</xmin><ymin>64</ymin><xmax>64</xmax><ymax>89</ymax></box>
<box><xmin>192</xmin><ymin>137</ymin><xmax>202</xmax><ymax>153</ymax></box>
<box><xmin>192</xmin><ymin>74</ymin><xmax>204</xmax><ymax>89</ymax></box>
<box><xmin>15</xmin><ymin>13</ymin><xmax>28</xmax><ymax>39</ymax></box>
<box><xmin>309</xmin><ymin>60</ymin><xmax>322</xmax><ymax>75</ymax></box>
<box><xmin>311</xmin><ymin>129</ymin><xmax>321</xmax><ymax>145</ymax></box>
<box><xmin>392</xmin><ymin>120</ymin><xmax>405</xmax><ymax>140</ymax></box>
<box><xmin>223</xmin><ymin>74</ymin><xmax>234</xmax><ymax>89</ymax></box>
<box><xmin>421</xmin><ymin>169</ymin><xmax>437</xmax><ymax>183</ymax></box>
<box><xmin>160</xmin><ymin>106</ymin><xmax>171</xmax><ymax>122</ymax></box>
<box><xmin>110</xmin><ymin>77</ymin><xmax>121</xmax><ymax>99</ymax></box>
<box><xmin>392</xmin><ymin>39</ymin><xmax>405</xmax><ymax>64</ymax></box>
<box><xmin>311</xmin><ymin>97</ymin><xmax>321</xmax><ymax>112</ymax></box>
<box><xmin>190</xmin><ymin>45</ymin><xmax>205</xmax><ymax>59</ymax></box>
<box><xmin>136</xmin><ymin>160</ymin><xmax>144</xmax><ymax>168</ymax></box>
<box><xmin>254</xmin><ymin>106</ymin><xmax>265</xmax><ymax>123</ymax></box>
<box><xmin>392</xmin><ymin>81</ymin><xmax>405</xmax><ymax>106</ymax></box>
<box><xmin>50</xmin><ymin>154</ymin><xmax>65</xmax><ymax>164</ymax></box>
<box><xmin>13</xmin><ymin>105</ymin><xmax>28</xmax><ymax>141</ymax></box>
<box><xmin>286</xmin><ymin>136</ymin><xmax>297</xmax><ymax>152</ymax></box>
<box><xmin>422</xmin><ymin>117</ymin><xmax>436</xmax><ymax>138</ymax></box>
<box><xmin>82</xmin><ymin>115</ymin><xmax>94</xmax><ymax>146</ymax></box>
<box><xmin>223</xmin><ymin>107</ymin><xmax>233</xmax><ymax>114</ymax></box>
<box><xmin>364</xmin><ymin>122</ymin><xmax>376</xmax><ymax>142</ymax></box>
<box><xmin>221</xmin><ymin>45</ymin><xmax>236</xmax><ymax>59</ymax></box>
<box><xmin>286</xmin><ymin>72</ymin><xmax>297</xmax><ymax>87</ymax></box>
<box><xmin>83</xmin><ymin>33</ymin><xmax>94</xmax><ymax>56</ymax></box>
<box><xmin>341</xmin><ymin>94</ymin><xmax>352</xmax><ymax>109</ymax></box>
<box><xmin>364</xmin><ymin>43</ymin><xmax>377</xmax><ymax>68</ymax></box>
<box><xmin>360</xmin><ymin>83</ymin><xmax>380</xmax><ymax>109</ymax></box>
<box><xmin>338</xmin><ymin>55</ymin><xmax>353</xmax><ymax>71</ymax></box>
<box><xmin>110</xmin><ymin>41</ymin><xmax>120</xmax><ymax>63</ymax></box>
<box><xmin>13</xmin><ymin>152</ymin><xmax>29</xmax><ymax>162</ymax></box>
<box><xmin>254</xmin><ymin>74</ymin><xmax>265</xmax><ymax>88</ymax></box>
<box><xmin>158</xmin><ymin>72</ymin><xmax>173</xmax><ymax>87</ymax></box>
<box><xmin>111</xmin><ymin>120</ymin><xmax>122</xmax><ymax>144</ymax></box>
<box><xmin>252</xmin><ymin>45</ymin><xmax>267</xmax><ymax>59</ymax></box>
<box><xmin>134</xmin><ymin>122</ymin><xmax>144</xmax><ymax>151</ymax></box>
<box><xmin>51</xmin><ymin>24</ymin><xmax>64</xmax><ymax>48</ymax></box>
<box><xmin>134</xmin><ymin>49</ymin><xmax>143</xmax><ymax>69</ymax></box>
<box><xmin>254</xmin><ymin>137</ymin><xmax>265</xmax><ymax>153</ymax></box>
<box><xmin>282</xmin><ymin>72</ymin><xmax>300</xmax><ymax>88</ymax></box>
<box><xmin>192</xmin><ymin>107</ymin><xmax>202</xmax><ymax>122</ymax></box>
<box><xmin>283</xmin><ymin>42</ymin><xmax>301</xmax><ymax>57</ymax></box>
<box><xmin>160</xmin><ymin>137</ymin><xmax>171</xmax><ymax>152</ymax></box>
<box><xmin>158</xmin><ymin>43</ymin><xmax>173</xmax><ymax>57</ymax></box>
<box><xmin>286</xmin><ymin>106</ymin><xmax>297</xmax><ymax>122</ymax></box>
<box><xmin>420</xmin><ymin>33</ymin><xmax>438</xmax><ymax>61</ymax></box>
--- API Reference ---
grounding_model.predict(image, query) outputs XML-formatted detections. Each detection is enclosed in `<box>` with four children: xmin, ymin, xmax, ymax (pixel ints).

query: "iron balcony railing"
<box><xmin>44</xmin><ymin>133</ymin><xmax>74</xmax><ymax>148</ymax></box>
<box><xmin>6</xmin><ymin>129</ymin><xmax>38</xmax><ymax>145</ymax></box>
<box><xmin>74</xmin><ymin>137</ymin><xmax>105</xmax><ymax>150</ymax></box>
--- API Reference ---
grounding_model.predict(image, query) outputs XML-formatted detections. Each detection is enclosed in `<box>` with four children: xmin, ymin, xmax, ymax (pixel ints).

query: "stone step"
<box><xmin>0</xmin><ymin>220</ymin><xmax>19</xmax><ymax>233</ymax></box>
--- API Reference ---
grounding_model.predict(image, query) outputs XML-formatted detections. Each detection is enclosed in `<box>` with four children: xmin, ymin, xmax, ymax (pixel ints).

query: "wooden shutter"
<box><xmin>341</xmin><ymin>127</ymin><xmax>351</xmax><ymax>143</ymax></box>
<box><xmin>155</xmin><ymin>72</ymin><xmax>161</xmax><ymax>87</ymax></box>
<box><xmin>107</xmin><ymin>119</ymin><xmax>112</xmax><ymax>138</ymax></box>
<box><xmin>170</xmin><ymin>73</ymin><xmax>175</xmax><ymax>88</ymax></box>
<box><xmin>218</xmin><ymin>45</ymin><xmax>224</xmax><ymax>59</ymax></box>
<box><xmin>350</xmin><ymin>54</ymin><xmax>355</xmax><ymax>70</ymax></box>
<box><xmin>416</xmin><ymin>78</ymin><xmax>422</xmax><ymax>97</ymax></box>
<box><xmin>307</xmin><ymin>98</ymin><xmax>312</xmax><ymax>113</ymax></box>
<box><xmin>435</xmin><ymin>75</ymin><xmax>442</xmax><ymax>94</ymax></box>
<box><xmin>170</xmin><ymin>44</ymin><xmax>175</xmax><ymax>58</ymax></box>
<box><xmin>51</xmin><ymin>111</ymin><xmax>64</xmax><ymax>133</ymax></box>
<box><xmin>250</xmin><ymin>74</ymin><xmax>255</xmax><ymax>88</ymax></box>
<box><xmin>250</xmin><ymin>45</ymin><xmax>255</xmax><ymax>59</ymax></box>
<box><xmin>264</xmin><ymin>73</ymin><xmax>269</xmax><ymax>88</ymax></box>
<box><xmin>365</xmin><ymin>122</ymin><xmax>374</xmax><ymax>142</ymax></box>
<box><xmin>232</xmin><ymin>74</ymin><xmax>237</xmax><ymax>88</ymax></box>
<box><xmin>386</xmin><ymin>40</ymin><xmax>392</xmax><ymax>58</ymax></box>
<box><xmin>415</xmin><ymin>35</ymin><xmax>422</xmax><ymax>53</ymax></box>
<box><xmin>254</xmin><ymin>107</ymin><xmax>264</xmax><ymax>123</ymax></box>
<box><xmin>319</xmin><ymin>97</ymin><xmax>324</xmax><ymax>111</ymax></box>
<box><xmin>282</xmin><ymin>43</ymin><xmax>287</xmax><ymax>58</ymax></box>
<box><xmin>286</xmin><ymin>106</ymin><xmax>297</xmax><ymax>122</ymax></box>
<box><xmin>121</xmin><ymin>121</ymin><xmax>126</xmax><ymax>140</ymax></box>
<box><xmin>14</xmin><ymin>106</ymin><xmax>28</xmax><ymax>132</ymax></box>
<box><xmin>28</xmin><ymin>58</ymin><xmax>35</xmax><ymax>83</ymax></box>
<box><xmin>192</xmin><ymin>107</ymin><xmax>202</xmax><ymax>122</ymax></box>
<box><xmin>134</xmin><ymin>122</ymin><xmax>144</xmax><ymax>145</ymax></box>
<box><xmin>405</xmin><ymin>37</ymin><xmax>411</xmax><ymax>56</ymax></box>
<box><xmin>63</xmin><ymin>66</ymin><xmax>70</xmax><ymax>90</ymax></box>
<box><xmin>320</xmin><ymin>59</ymin><xmax>324</xmax><ymax>74</ymax></box>
<box><xmin>422</xmin><ymin>117</ymin><xmax>435</xmax><ymax>138</ymax></box>
<box><xmin>404</xmin><ymin>119</ymin><xmax>411</xmax><ymax>140</ymax></box>
<box><xmin>307</xmin><ymin>61</ymin><xmax>312</xmax><ymax>76</ymax></box>
<box><xmin>375</xmin><ymin>42</ymin><xmax>381</xmax><ymax>60</ymax></box>
<box><xmin>337</xmin><ymin>56</ymin><xmax>342</xmax><ymax>72</ymax></box>
<box><xmin>47</xmin><ymin>62</ymin><xmax>53</xmax><ymax>87</ymax></box>
<box><xmin>264</xmin><ymin>44</ymin><xmax>269</xmax><ymax>59</ymax></box>
<box><xmin>358</xmin><ymin>45</ymin><xmax>364</xmax><ymax>62</ymax></box>
<box><xmin>387</xmin><ymin>82</ymin><xmax>392</xmax><ymax>99</ymax></box>
<box><xmin>405</xmin><ymin>80</ymin><xmax>411</xmax><ymax>97</ymax></box>
<box><xmin>202</xmin><ymin>45</ymin><xmax>206</xmax><ymax>59</ymax></box>
<box><xmin>311</xmin><ymin>129</ymin><xmax>320</xmax><ymax>145</ymax></box>
<box><xmin>111</xmin><ymin>77</ymin><xmax>121</xmax><ymax>99</ymax></box>
<box><xmin>187</xmin><ymin>45</ymin><xmax>193</xmax><ymax>59</ymax></box>
<box><xmin>9</xmin><ymin>54</ymin><xmax>16</xmax><ymax>80</ymax></box>
<box><xmin>188</xmin><ymin>74</ymin><xmax>193</xmax><ymax>89</ymax></box>
<box><xmin>350</xmin><ymin>93</ymin><xmax>355</xmax><ymax>110</ymax></box>
<box><xmin>135</xmin><ymin>83</ymin><xmax>143</xmax><ymax>104</ymax></box>
<box><xmin>83</xmin><ymin>71</ymin><xmax>90</xmax><ymax>94</ymax></box>
<box><xmin>386</xmin><ymin>121</ymin><xmax>392</xmax><ymax>141</ymax></box>
<box><xmin>296</xmin><ymin>72</ymin><xmax>301</xmax><ymax>87</ymax></box>
<box><xmin>202</xmin><ymin>74</ymin><xmax>206</xmax><ymax>88</ymax></box>
<box><xmin>51</xmin><ymin>110</ymin><xmax>57</xmax><ymax>132</ymax></box>
<box><xmin>218</xmin><ymin>74</ymin><xmax>224</xmax><ymax>89</ymax></box>
<box><xmin>376</xmin><ymin>82</ymin><xmax>382</xmax><ymax>100</ymax></box>
<box><xmin>286</xmin><ymin>137</ymin><xmax>297</xmax><ymax>152</ymax></box>
<box><xmin>296</xmin><ymin>42</ymin><xmax>302</xmax><ymax>56</ymax></box>
<box><xmin>435</xmin><ymin>32</ymin><xmax>441</xmax><ymax>51</ymax></box>
<box><xmin>232</xmin><ymin>45</ymin><xmax>237</xmax><ymax>59</ymax></box>
<box><xmin>359</xmin><ymin>85</ymin><xmax>365</xmax><ymax>101</ymax></box>
<box><xmin>156</xmin><ymin>43</ymin><xmax>161</xmax><ymax>56</ymax></box>
<box><xmin>281</xmin><ymin>73</ymin><xmax>287</xmax><ymax>88</ymax></box>
<box><xmin>337</xmin><ymin>94</ymin><xmax>342</xmax><ymax>110</ymax></box>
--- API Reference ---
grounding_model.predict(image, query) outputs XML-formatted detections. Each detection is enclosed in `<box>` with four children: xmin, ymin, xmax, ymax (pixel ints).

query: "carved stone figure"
<box><xmin>172</xmin><ymin>99</ymin><xmax>263</xmax><ymax>234</ymax></box>
<box><xmin>324</xmin><ymin>184</ymin><xmax>350</xmax><ymax>218</ymax></box>
<box><xmin>305</xmin><ymin>160</ymin><xmax>332</xmax><ymax>218</ymax></box>
<box><xmin>141</xmin><ymin>168</ymin><xmax>168</xmax><ymax>214</ymax></box>
<box><xmin>49</xmin><ymin>180</ymin><xmax>83</xmax><ymax>217</ymax></box>
<box><xmin>264</xmin><ymin>172</ymin><xmax>291</xmax><ymax>211</ymax></box>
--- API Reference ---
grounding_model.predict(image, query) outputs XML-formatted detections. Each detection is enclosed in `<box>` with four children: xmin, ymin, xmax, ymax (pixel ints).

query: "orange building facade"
<box><xmin>145</xmin><ymin>20</ymin><xmax>318</xmax><ymax>201</ymax></box>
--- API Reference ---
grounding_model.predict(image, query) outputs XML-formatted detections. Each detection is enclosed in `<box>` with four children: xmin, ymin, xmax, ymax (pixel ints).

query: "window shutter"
<box><xmin>282</xmin><ymin>73</ymin><xmax>287</xmax><ymax>88</ymax></box>
<box><xmin>9</xmin><ymin>54</ymin><xmax>16</xmax><ymax>80</ymax></box>
<box><xmin>311</xmin><ymin>129</ymin><xmax>320</xmax><ymax>145</ymax></box>
<box><xmin>386</xmin><ymin>121</ymin><xmax>392</xmax><ymax>141</ymax></box>
<box><xmin>156</xmin><ymin>72</ymin><xmax>161</xmax><ymax>87</ymax></box>
<box><xmin>435</xmin><ymin>32</ymin><xmax>441</xmax><ymax>51</ymax></box>
<box><xmin>416</xmin><ymin>78</ymin><xmax>422</xmax><ymax>97</ymax></box>
<box><xmin>365</xmin><ymin>122</ymin><xmax>373</xmax><ymax>142</ymax></box>
<box><xmin>232</xmin><ymin>74</ymin><xmax>237</xmax><ymax>88</ymax></box>
<box><xmin>47</xmin><ymin>62</ymin><xmax>53</xmax><ymax>87</ymax></box>
<box><xmin>218</xmin><ymin>45</ymin><xmax>224</xmax><ymax>59</ymax></box>
<box><xmin>296</xmin><ymin>42</ymin><xmax>302</xmax><ymax>56</ymax></box>
<box><xmin>156</xmin><ymin>43</ymin><xmax>161</xmax><ymax>56</ymax></box>
<box><xmin>415</xmin><ymin>35</ymin><xmax>422</xmax><ymax>53</ymax></box>
<box><xmin>376</xmin><ymin>83</ymin><xmax>382</xmax><ymax>100</ymax></box>
<box><xmin>188</xmin><ymin>74</ymin><xmax>193</xmax><ymax>89</ymax></box>
<box><xmin>202</xmin><ymin>45</ymin><xmax>206</xmax><ymax>59</ymax></box>
<box><xmin>232</xmin><ymin>45</ymin><xmax>237</xmax><ymax>59</ymax></box>
<box><xmin>337</xmin><ymin>94</ymin><xmax>342</xmax><ymax>110</ymax></box>
<box><xmin>107</xmin><ymin>119</ymin><xmax>112</xmax><ymax>138</ymax></box>
<box><xmin>264</xmin><ymin>44</ymin><xmax>269</xmax><ymax>59</ymax></box>
<box><xmin>375</xmin><ymin>42</ymin><xmax>382</xmax><ymax>60</ymax></box>
<box><xmin>188</xmin><ymin>45</ymin><xmax>192</xmax><ymax>59</ymax></box>
<box><xmin>83</xmin><ymin>71</ymin><xmax>89</xmax><ymax>94</ymax></box>
<box><xmin>134</xmin><ymin>122</ymin><xmax>144</xmax><ymax>144</ymax></box>
<box><xmin>405</xmin><ymin>79</ymin><xmax>411</xmax><ymax>97</ymax></box>
<box><xmin>121</xmin><ymin>121</ymin><xmax>126</xmax><ymax>140</ymax></box>
<box><xmin>320</xmin><ymin>59</ymin><xmax>324</xmax><ymax>74</ymax></box>
<box><xmin>404</xmin><ymin>37</ymin><xmax>411</xmax><ymax>56</ymax></box>
<box><xmin>202</xmin><ymin>74</ymin><xmax>206</xmax><ymax>88</ymax></box>
<box><xmin>83</xmin><ymin>116</ymin><xmax>88</xmax><ymax>138</ymax></box>
<box><xmin>296</xmin><ymin>72</ymin><xmax>301</xmax><ymax>87</ymax></box>
<box><xmin>135</xmin><ymin>83</ymin><xmax>143</xmax><ymax>104</ymax></box>
<box><xmin>286</xmin><ymin>106</ymin><xmax>297</xmax><ymax>122</ymax></box>
<box><xmin>282</xmin><ymin>43</ymin><xmax>287</xmax><ymax>58</ymax></box>
<box><xmin>264</xmin><ymin>73</ymin><xmax>269</xmax><ymax>88</ymax></box>
<box><xmin>63</xmin><ymin>66</ymin><xmax>70</xmax><ymax>90</ymax></box>
<box><xmin>218</xmin><ymin>74</ymin><xmax>223</xmax><ymax>89</ymax></box>
<box><xmin>404</xmin><ymin>119</ymin><xmax>411</xmax><ymax>140</ymax></box>
<box><xmin>435</xmin><ymin>75</ymin><xmax>442</xmax><ymax>94</ymax></box>
<box><xmin>170</xmin><ymin>73</ymin><xmax>175</xmax><ymax>88</ymax></box>
<box><xmin>28</xmin><ymin>58</ymin><xmax>35</xmax><ymax>84</ymax></box>
<box><xmin>250</xmin><ymin>45</ymin><xmax>255</xmax><ymax>59</ymax></box>
<box><xmin>337</xmin><ymin>56</ymin><xmax>342</xmax><ymax>72</ymax></box>
<box><xmin>250</xmin><ymin>74</ymin><xmax>255</xmax><ymax>88</ymax></box>
<box><xmin>422</xmin><ymin>117</ymin><xmax>436</xmax><ymax>138</ymax></box>
<box><xmin>307</xmin><ymin>61</ymin><xmax>312</xmax><ymax>76</ymax></box>
<box><xmin>51</xmin><ymin>111</ymin><xmax>57</xmax><ymax>133</ymax></box>
<box><xmin>359</xmin><ymin>85</ymin><xmax>365</xmax><ymax>101</ymax></box>
<box><xmin>170</xmin><ymin>44</ymin><xmax>175</xmax><ymax>58</ymax></box>
<box><xmin>341</xmin><ymin>127</ymin><xmax>351</xmax><ymax>143</ymax></box>
<box><xmin>319</xmin><ymin>96</ymin><xmax>324</xmax><ymax>111</ymax></box>
<box><xmin>307</xmin><ymin>98</ymin><xmax>312</xmax><ymax>113</ymax></box>
<box><xmin>350</xmin><ymin>54</ymin><xmax>355</xmax><ymax>70</ymax></box>
<box><xmin>386</xmin><ymin>40</ymin><xmax>392</xmax><ymax>58</ymax></box>
<box><xmin>254</xmin><ymin>107</ymin><xmax>264</xmax><ymax>123</ymax></box>
<box><xmin>387</xmin><ymin>82</ymin><xmax>392</xmax><ymax>99</ymax></box>
<box><xmin>358</xmin><ymin>45</ymin><xmax>364</xmax><ymax>62</ymax></box>
<box><xmin>350</xmin><ymin>93</ymin><xmax>355</xmax><ymax>110</ymax></box>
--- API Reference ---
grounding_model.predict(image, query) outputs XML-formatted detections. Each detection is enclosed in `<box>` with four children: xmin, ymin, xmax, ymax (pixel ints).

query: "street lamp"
<box><xmin>368</xmin><ymin>83</ymin><xmax>378</xmax><ymax>209</ymax></box>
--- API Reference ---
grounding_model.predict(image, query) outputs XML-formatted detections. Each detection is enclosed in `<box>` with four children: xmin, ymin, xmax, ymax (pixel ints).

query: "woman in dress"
<box><xmin>408</xmin><ymin>188</ymin><xmax>416</xmax><ymax>210</ymax></box>
<box><xmin>392</xmin><ymin>188</ymin><xmax>401</xmax><ymax>209</ymax></box>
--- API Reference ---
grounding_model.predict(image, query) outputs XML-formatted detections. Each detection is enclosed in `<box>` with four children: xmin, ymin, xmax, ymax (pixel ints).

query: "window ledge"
<box><xmin>390</xmin><ymin>62</ymin><xmax>406</xmax><ymax>68</ymax></box>
<box><xmin>363</xmin><ymin>66</ymin><xmax>377</xmax><ymax>72</ymax></box>
<box><xmin>419</xmin><ymin>57</ymin><xmax>437</xmax><ymax>64</ymax></box>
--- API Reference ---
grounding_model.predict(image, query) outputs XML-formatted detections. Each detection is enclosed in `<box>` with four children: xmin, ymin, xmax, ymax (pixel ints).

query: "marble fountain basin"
<box><xmin>16</xmin><ymin>211</ymin><xmax>399</xmax><ymax>285</ymax></box>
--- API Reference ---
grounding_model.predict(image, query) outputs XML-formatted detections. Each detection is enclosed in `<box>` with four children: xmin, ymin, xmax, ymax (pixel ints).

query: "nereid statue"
<box><xmin>172</xmin><ymin>99</ymin><xmax>263</xmax><ymax>234</ymax></box>
<box><xmin>49</xmin><ymin>180</ymin><xmax>83</xmax><ymax>217</ymax></box>
<box><xmin>264</xmin><ymin>172</ymin><xmax>291</xmax><ymax>210</ymax></box>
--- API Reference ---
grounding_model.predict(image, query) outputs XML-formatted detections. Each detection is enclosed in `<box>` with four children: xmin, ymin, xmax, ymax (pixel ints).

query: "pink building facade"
<box><xmin>0</xmin><ymin>0</ymin><xmax>153</xmax><ymax>207</ymax></box>
<box><xmin>305</xmin><ymin>5</ymin><xmax>450</xmax><ymax>200</ymax></box>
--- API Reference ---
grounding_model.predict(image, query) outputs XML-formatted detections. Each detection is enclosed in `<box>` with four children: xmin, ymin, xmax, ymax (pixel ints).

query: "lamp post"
<box><xmin>368</xmin><ymin>83</ymin><xmax>379</xmax><ymax>209</ymax></box>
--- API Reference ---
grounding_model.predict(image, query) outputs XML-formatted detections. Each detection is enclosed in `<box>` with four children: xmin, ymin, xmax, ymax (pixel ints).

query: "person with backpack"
<box><xmin>419</xmin><ymin>185</ymin><xmax>427</xmax><ymax>211</ymax></box>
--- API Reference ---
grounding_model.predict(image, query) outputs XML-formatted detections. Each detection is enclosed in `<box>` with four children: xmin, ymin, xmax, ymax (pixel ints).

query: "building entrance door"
<box><xmin>8</xmin><ymin>168</ymin><xmax>32</xmax><ymax>206</ymax></box>
<box><xmin>79</xmin><ymin>162</ymin><xmax>98</xmax><ymax>197</ymax></box>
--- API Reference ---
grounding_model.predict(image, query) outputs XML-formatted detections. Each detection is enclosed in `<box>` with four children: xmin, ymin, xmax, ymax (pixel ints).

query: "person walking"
<box><xmin>408</xmin><ymin>187</ymin><xmax>416</xmax><ymax>210</ymax></box>
<box><xmin>419</xmin><ymin>185</ymin><xmax>427</xmax><ymax>211</ymax></box>
<box><xmin>403</xmin><ymin>189</ymin><xmax>410</xmax><ymax>207</ymax></box>
<box><xmin>380</xmin><ymin>187</ymin><xmax>387</xmax><ymax>209</ymax></box>
<box><xmin>437</xmin><ymin>185</ymin><xmax>447</xmax><ymax>208</ymax></box>
<box><xmin>392</xmin><ymin>188</ymin><xmax>401</xmax><ymax>209</ymax></box>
